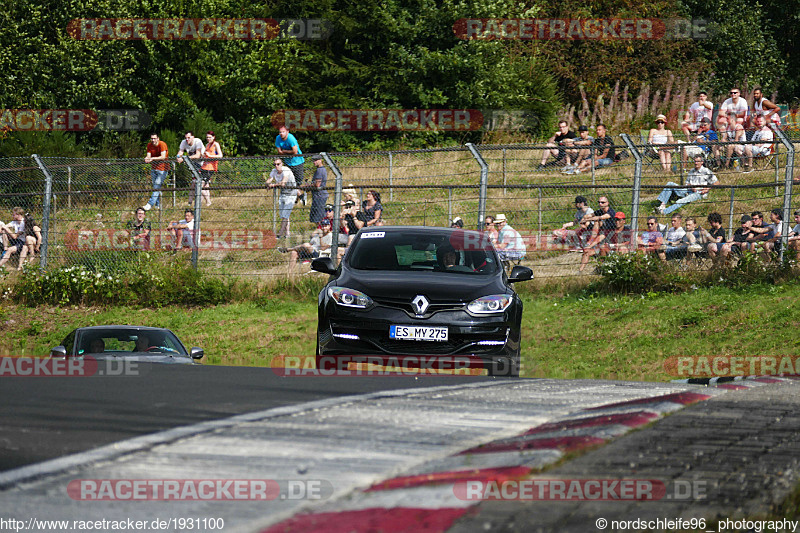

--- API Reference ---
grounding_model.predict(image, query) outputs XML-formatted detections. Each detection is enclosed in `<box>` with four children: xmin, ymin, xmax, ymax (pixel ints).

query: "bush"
<box><xmin>11</xmin><ymin>254</ymin><xmax>232</xmax><ymax>307</ymax></box>
<box><xmin>594</xmin><ymin>252</ymin><xmax>687</xmax><ymax>293</ymax></box>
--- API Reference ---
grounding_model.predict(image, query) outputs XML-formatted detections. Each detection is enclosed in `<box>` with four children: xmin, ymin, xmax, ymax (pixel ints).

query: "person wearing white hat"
<box><xmin>494</xmin><ymin>214</ymin><xmax>525</xmax><ymax>262</ymax></box>
<box><xmin>648</xmin><ymin>114</ymin><xmax>675</xmax><ymax>172</ymax></box>
<box><xmin>450</xmin><ymin>216</ymin><xmax>464</xmax><ymax>229</ymax></box>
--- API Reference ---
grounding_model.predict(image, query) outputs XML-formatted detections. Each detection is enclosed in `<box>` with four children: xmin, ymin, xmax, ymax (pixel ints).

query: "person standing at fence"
<box><xmin>306</xmin><ymin>154</ymin><xmax>328</xmax><ymax>223</ymax></box>
<box><xmin>177</xmin><ymin>132</ymin><xmax>206</xmax><ymax>205</ymax></box>
<box><xmin>275</xmin><ymin>126</ymin><xmax>305</xmax><ymax>204</ymax></box>
<box><xmin>143</xmin><ymin>133</ymin><xmax>169</xmax><ymax>211</ymax></box>
<box><xmin>127</xmin><ymin>207</ymin><xmax>151</xmax><ymax>251</ymax></box>
<box><xmin>268</xmin><ymin>158</ymin><xmax>298</xmax><ymax>240</ymax></box>
<box><xmin>199</xmin><ymin>131</ymin><xmax>222</xmax><ymax>207</ymax></box>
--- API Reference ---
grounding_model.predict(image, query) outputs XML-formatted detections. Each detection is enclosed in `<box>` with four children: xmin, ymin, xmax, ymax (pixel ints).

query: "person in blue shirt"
<box><xmin>275</xmin><ymin>126</ymin><xmax>306</xmax><ymax>204</ymax></box>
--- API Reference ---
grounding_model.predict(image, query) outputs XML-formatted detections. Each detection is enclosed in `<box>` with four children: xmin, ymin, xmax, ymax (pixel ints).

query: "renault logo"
<box><xmin>412</xmin><ymin>295</ymin><xmax>430</xmax><ymax>315</ymax></box>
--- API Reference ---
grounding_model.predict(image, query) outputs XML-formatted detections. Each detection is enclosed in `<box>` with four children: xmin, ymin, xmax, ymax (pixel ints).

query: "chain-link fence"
<box><xmin>2</xmin><ymin>126</ymin><xmax>797</xmax><ymax>279</ymax></box>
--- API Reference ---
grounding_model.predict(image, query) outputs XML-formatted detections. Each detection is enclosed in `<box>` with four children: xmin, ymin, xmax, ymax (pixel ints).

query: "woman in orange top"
<box><xmin>199</xmin><ymin>131</ymin><xmax>222</xmax><ymax>206</ymax></box>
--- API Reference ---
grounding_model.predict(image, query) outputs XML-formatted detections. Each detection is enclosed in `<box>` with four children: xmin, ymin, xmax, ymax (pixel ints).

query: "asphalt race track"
<box><xmin>0</xmin><ymin>363</ymin><xmax>496</xmax><ymax>472</ymax></box>
<box><xmin>2</xmin><ymin>364</ymin><xmax>800</xmax><ymax>532</ymax></box>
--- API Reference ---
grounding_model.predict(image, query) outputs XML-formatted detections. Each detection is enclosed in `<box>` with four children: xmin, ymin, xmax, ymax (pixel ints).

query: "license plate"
<box><xmin>390</xmin><ymin>325</ymin><xmax>448</xmax><ymax>342</ymax></box>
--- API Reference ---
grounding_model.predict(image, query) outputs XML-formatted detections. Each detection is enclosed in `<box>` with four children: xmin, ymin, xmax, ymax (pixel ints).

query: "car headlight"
<box><xmin>328</xmin><ymin>286</ymin><xmax>373</xmax><ymax>308</ymax></box>
<box><xmin>467</xmin><ymin>294</ymin><xmax>512</xmax><ymax>315</ymax></box>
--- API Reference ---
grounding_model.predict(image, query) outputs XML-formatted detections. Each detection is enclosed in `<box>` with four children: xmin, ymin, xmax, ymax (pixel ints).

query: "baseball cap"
<box><xmin>311</xmin><ymin>154</ymin><xmax>323</xmax><ymax>161</ymax></box>
<box><xmin>614</xmin><ymin>212</ymin><xmax>626</xmax><ymax>219</ymax></box>
<box><xmin>578</xmin><ymin>125</ymin><xmax>588</xmax><ymax>132</ymax></box>
<box><xmin>740</xmin><ymin>215</ymin><xmax>752</xmax><ymax>223</ymax></box>
<box><xmin>450</xmin><ymin>216</ymin><xmax>463</xmax><ymax>228</ymax></box>
<box><xmin>325</xmin><ymin>204</ymin><xmax>334</xmax><ymax>211</ymax></box>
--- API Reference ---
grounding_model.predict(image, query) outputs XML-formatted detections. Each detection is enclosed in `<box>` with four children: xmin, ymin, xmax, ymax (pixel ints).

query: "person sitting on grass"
<box><xmin>720</xmin><ymin>215</ymin><xmax>753</xmax><ymax>260</ymax></box>
<box><xmin>638</xmin><ymin>216</ymin><xmax>664</xmax><ymax>255</ymax></box>
<box><xmin>655</xmin><ymin>155</ymin><xmax>718</xmax><ymax>215</ymax></box>
<box><xmin>277</xmin><ymin>219</ymin><xmax>343</xmax><ymax>268</ymax></box>
<box><xmin>167</xmin><ymin>209</ymin><xmax>195</xmax><ymax>250</ymax></box>
<box><xmin>700</xmin><ymin>212</ymin><xmax>726</xmax><ymax>262</ymax></box>
<box><xmin>579</xmin><ymin>211</ymin><xmax>629</xmax><ymax>272</ymax></box>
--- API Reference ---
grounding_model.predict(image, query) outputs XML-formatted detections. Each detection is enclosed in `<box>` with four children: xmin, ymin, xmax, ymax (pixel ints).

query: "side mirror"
<box><xmin>508</xmin><ymin>265</ymin><xmax>533</xmax><ymax>283</ymax></box>
<box><xmin>311</xmin><ymin>257</ymin><xmax>337</xmax><ymax>275</ymax></box>
<box><xmin>50</xmin><ymin>346</ymin><xmax>67</xmax><ymax>358</ymax></box>
<box><xmin>190</xmin><ymin>347</ymin><xmax>204</xmax><ymax>360</ymax></box>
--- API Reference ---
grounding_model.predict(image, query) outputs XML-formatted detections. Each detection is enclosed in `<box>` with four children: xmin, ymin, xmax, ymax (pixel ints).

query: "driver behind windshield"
<box><xmin>134</xmin><ymin>335</ymin><xmax>150</xmax><ymax>352</ymax></box>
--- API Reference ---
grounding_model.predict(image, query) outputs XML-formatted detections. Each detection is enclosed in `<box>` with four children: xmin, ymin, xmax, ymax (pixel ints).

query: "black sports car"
<box><xmin>311</xmin><ymin>226</ymin><xmax>532</xmax><ymax>376</ymax></box>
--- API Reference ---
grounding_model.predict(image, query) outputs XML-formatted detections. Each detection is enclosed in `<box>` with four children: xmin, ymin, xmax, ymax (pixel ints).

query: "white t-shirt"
<box><xmin>752</xmin><ymin>126</ymin><xmax>774</xmax><ymax>149</ymax></box>
<box><xmin>178</xmin><ymin>138</ymin><xmax>206</xmax><ymax>156</ymax></box>
<box><xmin>720</xmin><ymin>98</ymin><xmax>749</xmax><ymax>121</ymax></box>
<box><xmin>689</xmin><ymin>101</ymin><xmax>713</xmax><ymax>123</ymax></box>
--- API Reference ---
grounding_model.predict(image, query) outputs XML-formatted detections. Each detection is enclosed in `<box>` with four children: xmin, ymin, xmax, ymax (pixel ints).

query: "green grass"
<box><xmin>4</xmin><ymin>279</ymin><xmax>800</xmax><ymax>381</ymax></box>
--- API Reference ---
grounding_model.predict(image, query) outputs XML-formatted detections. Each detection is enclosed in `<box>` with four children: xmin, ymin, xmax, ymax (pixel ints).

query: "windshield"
<box><xmin>348</xmin><ymin>230</ymin><xmax>499</xmax><ymax>274</ymax></box>
<box><xmin>74</xmin><ymin>328</ymin><xmax>187</xmax><ymax>356</ymax></box>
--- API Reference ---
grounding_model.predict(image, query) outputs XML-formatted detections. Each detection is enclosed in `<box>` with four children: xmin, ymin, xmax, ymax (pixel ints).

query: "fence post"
<box><xmin>772</xmin><ymin>125</ymin><xmax>795</xmax><ymax>261</ymax></box>
<box><xmin>182</xmin><ymin>159</ymin><xmax>204</xmax><ymax>269</ymax></box>
<box><xmin>67</xmin><ymin>166</ymin><xmax>72</xmax><ymax>209</ymax></box>
<box><xmin>322</xmin><ymin>152</ymin><xmax>343</xmax><ymax>264</ymax></box>
<box><xmin>538</xmin><ymin>187</ymin><xmax>542</xmax><ymax>237</ymax></box>
<box><xmin>502</xmin><ymin>148</ymin><xmax>507</xmax><ymax>195</ymax></box>
<box><xmin>620</xmin><ymin>134</ymin><xmax>642</xmax><ymax>249</ymax></box>
<box><xmin>466</xmin><ymin>143</ymin><xmax>488</xmax><ymax>230</ymax></box>
<box><xmin>447</xmin><ymin>187</ymin><xmax>452</xmax><ymax>224</ymax></box>
<box><xmin>31</xmin><ymin>155</ymin><xmax>53</xmax><ymax>269</ymax></box>
<box><xmin>727</xmin><ymin>188</ymin><xmax>735</xmax><ymax>242</ymax></box>
<box><xmin>388</xmin><ymin>151</ymin><xmax>394</xmax><ymax>202</ymax></box>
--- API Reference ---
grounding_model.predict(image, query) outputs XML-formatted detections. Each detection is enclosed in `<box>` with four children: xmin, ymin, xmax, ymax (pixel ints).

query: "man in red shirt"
<box><xmin>143</xmin><ymin>133</ymin><xmax>169</xmax><ymax>211</ymax></box>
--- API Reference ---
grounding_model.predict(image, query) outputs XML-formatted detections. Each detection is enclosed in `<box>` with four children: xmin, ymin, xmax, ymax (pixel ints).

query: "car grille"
<box><xmin>371</xmin><ymin>296</ymin><xmax>466</xmax><ymax>317</ymax></box>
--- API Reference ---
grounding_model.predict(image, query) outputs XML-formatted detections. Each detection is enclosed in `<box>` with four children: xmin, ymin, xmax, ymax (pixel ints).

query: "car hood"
<box><xmin>87</xmin><ymin>354</ymin><xmax>196</xmax><ymax>365</ymax></box>
<box><xmin>337</xmin><ymin>269</ymin><xmax>507</xmax><ymax>301</ymax></box>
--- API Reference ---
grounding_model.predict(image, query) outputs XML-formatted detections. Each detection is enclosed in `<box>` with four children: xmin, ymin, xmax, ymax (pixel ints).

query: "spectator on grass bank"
<box><xmin>561</xmin><ymin>125</ymin><xmax>593</xmax><ymax>174</ymax></box>
<box><xmin>638</xmin><ymin>216</ymin><xmax>664</xmax><ymax>255</ymax></box>
<box><xmin>537</xmin><ymin>120</ymin><xmax>575</xmax><ymax>170</ymax></box>
<box><xmin>743</xmin><ymin>114</ymin><xmax>774</xmax><ymax>171</ymax></box>
<box><xmin>167</xmin><ymin>209</ymin><xmax>196</xmax><ymax>250</ymax></box>
<box><xmin>722</xmin><ymin>111</ymin><xmax>746</xmax><ymax>170</ymax></box>
<box><xmin>720</xmin><ymin>215</ymin><xmax>753</xmax><ymax>259</ymax></box>
<box><xmin>319</xmin><ymin>204</ymin><xmax>349</xmax><ymax>246</ymax></box>
<box><xmin>580</xmin><ymin>211</ymin><xmax>627</xmax><ymax>272</ymax></box>
<box><xmin>306</xmin><ymin>154</ymin><xmax>329</xmax><ymax>224</ymax></box>
<box><xmin>759</xmin><ymin>208</ymin><xmax>786</xmax><ymax>257</ymax></box>
<box><xmin>744</xmin><ymin>210</ymin><xmax>774</xmax><ymax>253</ymax></box>
<box><xmin>655</xmin><ymin>155</ymin><xmax>718</xmax><ymax>215</ymax></box>
<box><xmin>483</xmin><ymin>215</ymin><xmax>498</xmax><ymax>245</ymax></box>
<box><xmin>648</xmin><ymin>114</ymin><xmax>675</xmax><ymax>172</ymax></box>
<box><xmin>681</xmin><ymin>118</ymin><xmax>719</xmax><ymax>165</ymax></box>
<box><xmin>572</xmin><ymin>124</ymin><xmax>614</xmax><ymax>174</ymax></box>
<box><xmin>267</xmin><ymin>158</ymin><xmax>298</xmax><ymax>240</ymax></box>
<box><xmin>660</xmin><ymin>214</ymin><xmax>687</xmax><ymax>261</ymax></box>
<box><xmin>494</xmin><ymin>213</ymin><xmax>525</xmax><ymax>262</ymax></box>
<box><xmin>278</xmin><ymin>218</ymin><xmax>343</xmax><ymax>267</ymax></box>
<box><xmin>787</xmin><ymin>209</ymin><xmax>800</xmax><ymax>260</ymax></box>
<box><xmin>701</xmin><ymin>212</ymin><xmax>726</xmax><ymax>261</ymax></box>
<box><xmin>355</xmin><ymin>190</ymin><xmax>383</xmax><ymax>229</ymax></box>
<box><xmin>274</xmin><ymin>125</ymin><xmax>305</xmax><ymax>204</ymax></box>
<box><xmin>198</xmin><ymin>131</ymin><xmax>222</xmax><ymax>207</ymax></box>
<box><xmin>552</xmin><ymin>195</ymin><xmax>594</xmax><ymax>249</ymax></box>
<box><xmin>681</xmin><ymin>91</ymin><xmax>714</xmax><ymax>139</ymax></box>
<box><xmin>752</xmin><ymin>87</ymin><xmax>782</xmax><ymax>126</ymax></box>
<box><xmin>19</xmin><ymin>212</ymin><xmax>41</xmax><ymax>269</ymax></box>
<box><xmin>143</xmin><ymin>133</ymin><xmax>169</xmax><ymax>211</ymax></box>
<box><xmin>718</xmin><ymin>87</ymin><xmax>749</xmax><ymax>128</ymax></box>
<box><xmin>127</xmin><ymin>207</ymin><xmax>151</xmax><ymax>251</ymax></box>
<box><xmin>0</xmin><ymin>207</ymin><xmax>26</xmax><ymax>270</ymax></box>
<box><xmin>450</xmin><ymin>216</ymin><xmax>464</xmax><ymax>229</ymax></box>
<box><xmin>583</xmin><ymin>196</ymin><xmax>616</xmax><ymax>244</ymax></box>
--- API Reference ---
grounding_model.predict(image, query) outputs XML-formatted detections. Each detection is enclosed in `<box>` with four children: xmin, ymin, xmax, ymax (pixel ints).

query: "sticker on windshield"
<box><xmin>361</xmin><ymin>232</ymin><xmax>385</xmax><ymax>238</ymax></box>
